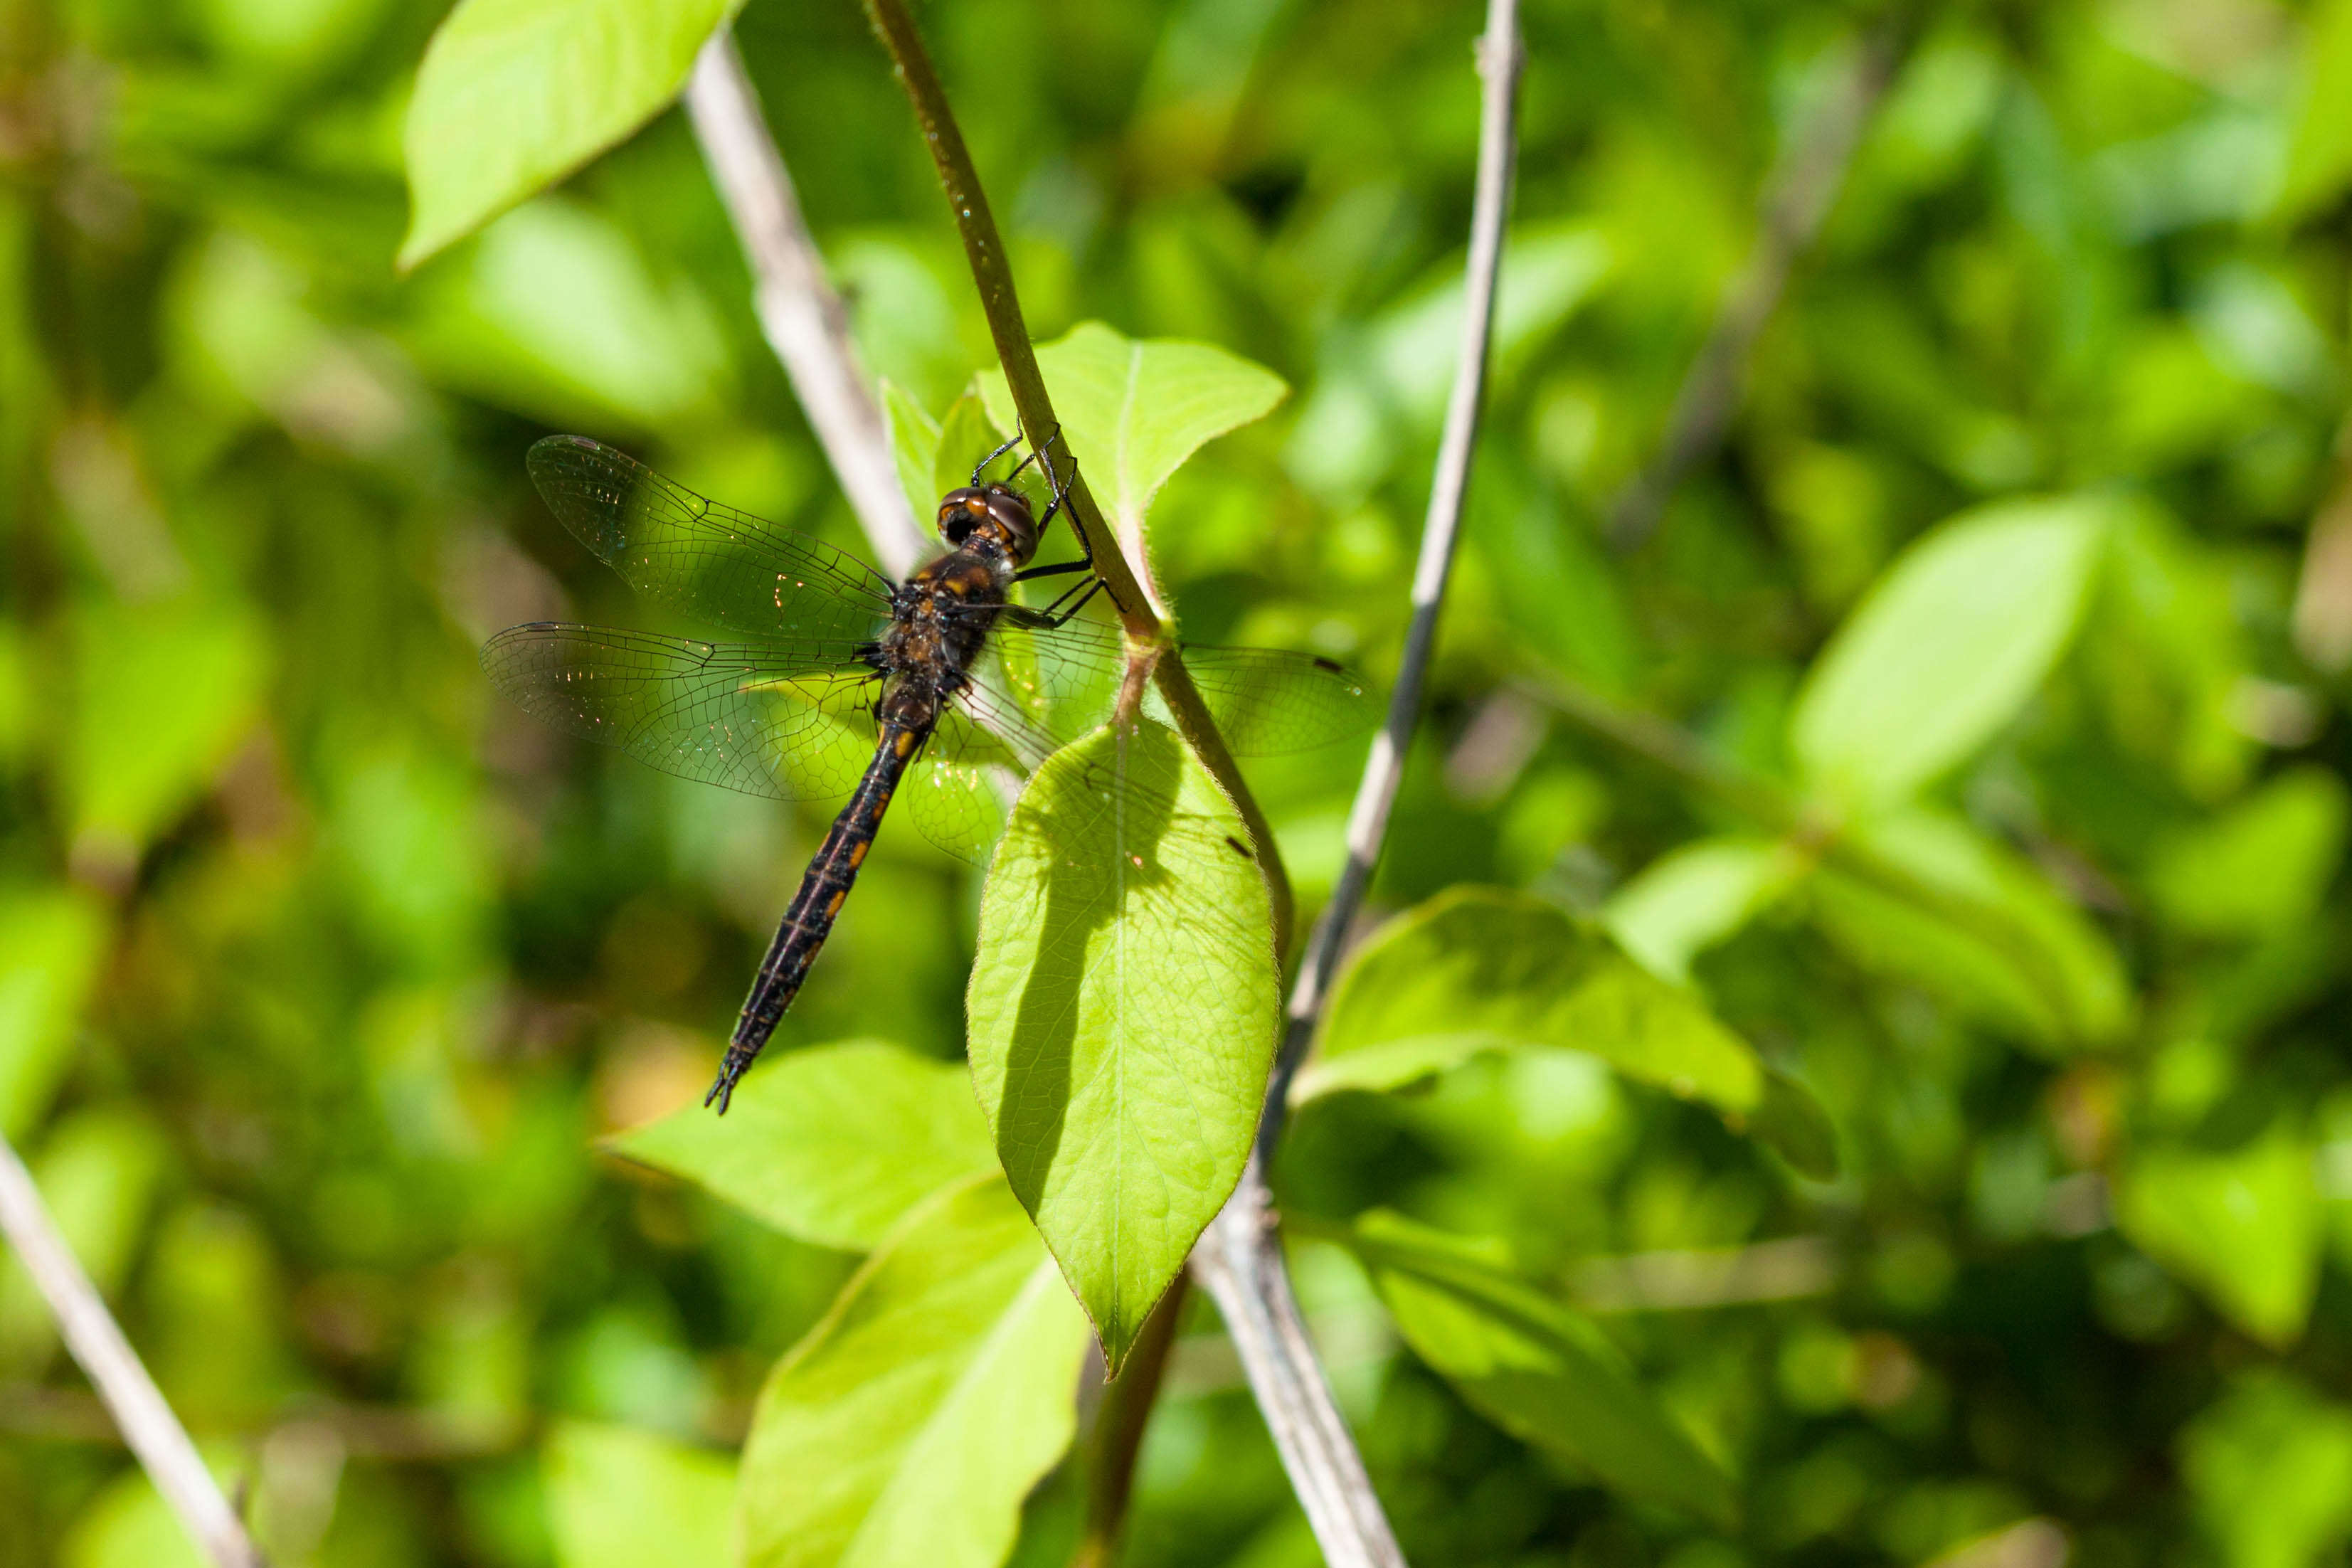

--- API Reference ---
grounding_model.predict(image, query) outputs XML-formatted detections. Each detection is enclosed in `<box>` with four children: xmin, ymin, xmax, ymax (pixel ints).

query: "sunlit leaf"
<box><xmin>933</xmin><ymin>391</ymin><xmax>1007</xmax><ymax>504</ymax></box>
<box><xmin>881</xmin><ymin>378</ymin><xmax>941</xmax><ymax>523</ymax></box>
<box><xmin>1813</xmin><ymin>807</ymin><xmax>2133</xmax><ymax>1049</ymax></box>
<box><xmin>0</xmin><ymin>1108</ymin><xmax>171</xmax><ymax>1372</ymax></box>
<box><xmin>399</xmin><ymin>0</ymin><xmax>741</xmax><ymax>268</ymax></box>
<box><xmin>1790</xmin><ymin>494</ymin><xmax>2112</xmax><ymax>805</ymax></box>
<box><xmin>544</xmin><ymin>1421</ymin><xmax>733</xmax><ymax>1568</ymax></box>
<box><xmin>2181</xmin><ymin>1374</ymin><xmax>2352</xmax><ymax>1568</ymax></box>
<box><xmin>2274</xmin><ymin>0</ymin><xmax>2352</xmax><ymax>225</ymax></box>
<box><xmin>738</xmin><ymin>1176</ymin><xmax>1090</xmax><ymax>1568</ymax></box>
<box><xmin>2117</xmin><ymin>1125</ymin><xmax>2321</xmax><ymax>1350</ymax></box>
<box><xmin>0</xmin><ymin>887</ymin><xmax>109</xmax><ymax>1140</ymax></box>
<box><xmin>610</xmin><ymin>1039</ymin><xmax>996</xmax><ymax>1252</ymax></box>
<box><xmin>2148</xmin><ymin>768</ymin><xmax>2351</xmax><ymax>941</ymax></box>
<box><xmin>1604</xmin><ymin>837</ymin><xmax>1806</xmax><ymax>985</ymax></box>
<box><xmin>1300</xmin><ymin>886</ymin><xmax>1835</xmax><ymax>1177</ymax></box>
<box><xmin>1347</xmin><ymin>1210</ymin><xmax>1738</xmax><ymax>1529</ymax></box>
<box><xmin>407</xmin><ymin>198</ymin><xmax>728</xmax><ymax>430</ymax></box>
<box><xmin>978</xmin><ymin>321</ymin><xmax>1286</xmax><ymax>544</ymax></box>
<box><xmin>967</xmin><ymin>719</ymin><xmax>1278</xmax><ymax>1368</ymax></box>
<box><xmin>64</xmin><ymin>598</ymin><xmax>265</xmax><ymax>863</ymax></box>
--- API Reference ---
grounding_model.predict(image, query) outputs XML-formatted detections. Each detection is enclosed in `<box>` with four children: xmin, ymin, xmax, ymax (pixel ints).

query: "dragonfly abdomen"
<box><xmin>704</xmin><ymin>718</ymin><xmax>931</xmax><ymax>1111</ymax></box>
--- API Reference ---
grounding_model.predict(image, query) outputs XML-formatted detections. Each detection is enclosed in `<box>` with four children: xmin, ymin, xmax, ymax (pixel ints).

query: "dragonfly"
<box><xmin>483</xmin><ymin>433</ymin><xmax>1374</xmax><ymax>1111</ymax></box>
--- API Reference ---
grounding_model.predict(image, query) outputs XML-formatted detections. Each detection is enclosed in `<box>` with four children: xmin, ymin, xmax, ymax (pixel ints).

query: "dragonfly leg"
<box><xmin>970</xmin><ymin>430</ymin><xmax>1024</xmax><ymax>487</ymax></box>
<box><xmin>1028</xmin><ymin>573</ymin><xmax>1107</xmax><ymax>627</ymax></box>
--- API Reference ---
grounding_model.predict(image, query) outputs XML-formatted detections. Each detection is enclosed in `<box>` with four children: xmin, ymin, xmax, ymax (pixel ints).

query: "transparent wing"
<box><xmin>528</xmin><ymin>435</ymin><xmax>896</xmax><ymax>642</ymax></box>
<box><xmin>973</xmin><ymin>608</ymin><xmax>1379</xmax><ymax>756</ymax></box>
<box><xmin>481</xmin><ymin>624</ymin><xmax>881</xmax><ymax>802</ymax></box>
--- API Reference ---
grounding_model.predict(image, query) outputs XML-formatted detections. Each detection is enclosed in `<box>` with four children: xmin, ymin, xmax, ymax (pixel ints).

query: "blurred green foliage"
<box><xmin>8</xmin><ymin>0</ymin><xmax>2352</xmax><ymax>1564</ymax></box>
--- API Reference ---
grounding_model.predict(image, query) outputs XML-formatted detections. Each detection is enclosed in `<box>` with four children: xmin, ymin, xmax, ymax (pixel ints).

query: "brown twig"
<box><xmin>0</xmin><ymin>1130</ymin><xmax>270</xmax><ymax>1568</ymax></box>
<box><xmin>1606</xmin><ymin>7</ymin><xmax>1916</xmax><ymax>553</ymax></box>
<box><xmin>857</xmin><ymin>0</ymin><xmax>1294</xmax><ymax>955</ymax></box>
<box><xmin>683</xmin><ymin>28</ymin><xmax>931</xmax><ymax>578</ymax></box>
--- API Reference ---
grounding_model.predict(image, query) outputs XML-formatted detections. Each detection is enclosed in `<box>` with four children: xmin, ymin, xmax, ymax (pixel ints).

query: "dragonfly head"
<box><xmin>935</xmin><ymin>484</ymin><xmax>1039</xmax><ymax>568</ymax></box>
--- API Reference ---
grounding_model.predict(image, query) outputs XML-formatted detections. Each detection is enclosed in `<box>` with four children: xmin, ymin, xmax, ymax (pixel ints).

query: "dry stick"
<box><xmin>0</xmin><ymin>1130</ymin><xmax>269</xmax><ymax>1568</ymax></box>
<box><xmin>1192</xmin><ymin>6</ymin><xmax>1525</xmax><ymax>1567</ymax></box>
<box><xmin>684</xmin><ymin>28</ymin><xmax>931</xmax><ymax>579</ymax></box>
<box><xmin>1604</xmin><ymin>8</ymin><xmax>1914</xmax><ymax>554</ymax></box>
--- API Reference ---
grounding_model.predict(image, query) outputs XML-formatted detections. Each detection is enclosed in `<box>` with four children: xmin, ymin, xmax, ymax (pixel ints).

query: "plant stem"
<box><xmin>859</xmin><ymin>0</ymin><xmax>1293</xmax><ymax>954</ymax></box>
<box><xmin>1196</xmin><ymin>4</ymin><xmax>1527</xmax><ymax>1564</ymax></box>
<box><xmin>1606</xmin><ymin>5</ymin><xmax>1916</xmax><ymax>553</ymax></box>
<box><xmin>684</xmin><ymin>28</ymin><xmax>931</xmax><ymax>578</ymax></box>
<box><xmin>1071</xmin><ymin>1276</ymin><xmax>1186</xmax><ymax>1568</ymax></box>
<box><xmin>0</xmin><ymin>1129</ymin><xmax>270</xmax><ymax>1568</ymax></box>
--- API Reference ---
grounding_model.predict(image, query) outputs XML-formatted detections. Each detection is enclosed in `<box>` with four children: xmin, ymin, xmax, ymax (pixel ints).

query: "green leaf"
<box><xmin>544</xmin><ymin>1421</ymin><xmax>733</xmax><ymax>1568</ymax></box>
<box><xmin>966</xmin><ymin>719</ymin><xmax>1278</xmax><ymax>1368</ymax></box>
<box><xmin>0</xmin><ymin>1108</ymin><xmax>171</xmax><ymax>1372</ymax></box>
<box><xmin>610</xmin><ymin>1039</ymin><xmax>996</xmax><ymax>1252</ymax></box>
<box><xmin>933</xmin><ymin>391</ymin><xmax>1008</xmax><ymax>504</ymax></box>
<box><xmin>1347</xmin><ymin>1210</ymin><xmax>1738</xmax><ymax>1528</ymax></box>
<box><xmin>1790</xmin><ymin>494</ymin><xmax>2111</xmax><ymax>806</ymax></box>
<box><xmin>2147</xmin><ymin>768</ymin><xmax>2351</xmax><ymax>941</ymax></box>
<box><xmin>407</xmin><ymin>197</ymin><xmax>729</xmax><ymax>430</ymax></box>
<box><xmin>1604</xmin><ymin>837</ymin><xmax>1804</xmax><ymax>985</ymax></box>
<box><xmin>1299</xmin><ymin>886</ymin><xmax>1835</xmax><ymax>1177</ymax></box>
<box><xmin>2116</xmin><ymin>1124</ymin><xmax>2321</xmax><ymax>1350</ymax></box>
<box><xmin>399</xmin><ymin>0</ymin><xmax>740</xmax><ymax>269</ymax></box>
<box><xmin>978</xmin><ymin>321</ymin><xmax>1285</xmax><ymax>542</ymax></box>
<box><xmin>1813</xmin><ymin>807</ymin><xmax>2133</xmax><ymax>1049</ymax></box>
<box><xmin>2181</xmin><ymin>1374</ymin><xmax>2352</xmax><ymax>1568</ymax></box>
<box><xmin>881</xmin><ymin>378</ymin><xmax>941</xmax><ymax>523</ymax></box>
<box><xmin>0</xmin><ymin>886</ymin><xmax>110</xmax><ymax>1140</ymax></box>
<box><xmin>738</xmin><ymin>1176</ymin><xmax>1091</xmax><ymax>1568</ymax></box>
<box><xmin>2274</xmin><ymin>0</ymin><xmax>2352</xmax><ymax>225</ymax></box>
<box><xmin>65</xmin><ymin>598</ymin><xmax>265</xmax><ymax>862</ymax></box>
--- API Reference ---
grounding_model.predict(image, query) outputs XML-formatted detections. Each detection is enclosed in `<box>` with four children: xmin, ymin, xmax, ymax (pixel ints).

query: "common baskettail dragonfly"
<box><xmin>483</xmin><ymin>433</ymin><xmax>1372</xmax><ymax>1111</ymax></box>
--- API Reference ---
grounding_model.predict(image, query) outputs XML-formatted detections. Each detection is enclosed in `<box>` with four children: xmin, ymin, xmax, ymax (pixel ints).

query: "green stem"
<box><xmin>857</xmin><ymin>0</ymin><xmax>1293</xmax><ymax>955</ymax></box>
<box><xmin>1069</xmin><ymin>1275</ymin><xmax>1186</xmax><ymax>1568</ymax></box>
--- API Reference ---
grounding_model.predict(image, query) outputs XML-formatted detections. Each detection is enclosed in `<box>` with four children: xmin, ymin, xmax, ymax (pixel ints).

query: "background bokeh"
<box><xmin>6</xmin><ymin>0</ymin><xmax>2352</xmax><ymax>1564</ymax></box>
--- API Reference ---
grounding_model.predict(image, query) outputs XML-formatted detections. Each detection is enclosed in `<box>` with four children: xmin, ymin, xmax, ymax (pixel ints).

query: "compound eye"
<box><xmin>937</xmin><ymin>489</ymin><xmax>986</xmax><ymax>544</ymax></box>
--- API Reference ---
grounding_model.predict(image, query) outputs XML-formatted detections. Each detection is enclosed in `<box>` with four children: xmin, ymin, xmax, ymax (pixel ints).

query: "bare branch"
<box><xmin>1606</xmin><ymin>8</ymin><xmax>1915</xmax><ymax>553</ymax></box>
<box><xmin>684</xmin><ymin>28</ymin><xmax>931</xmax><ymax>578</ymax></box>
<box><xmin>1191</xmin><ymin>4</ymin><xmax>1527</xmax><ymax>1564</ymax></box>
<box><xmin>0</xmin><ymin>1129</ymin><xmax>269</xmax><ymax>1568</ymax></box>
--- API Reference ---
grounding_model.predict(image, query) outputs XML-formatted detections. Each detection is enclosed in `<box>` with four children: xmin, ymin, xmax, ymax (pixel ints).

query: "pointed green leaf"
<box><xmin>978</xmin><ymin>322</ymin><xmax>1285</xmax><ymax>540</ymax></box>
<box><xmin>544</xmin><ymin>1421</ymin><xmax>733</xmax><ymax>1568</ymax></box>
<box><xmin>65</xmin><ymin>598</ymin><xmax>265</xmax><ymax>861</ymax></box>
<box><xmin>1791</xmin><ymin>494</ymin><xmax>2111</xmax><ymax>806</ymax></box>
<box><xmin>1299</xmin><ymin>886</ymin><xmax>1835</xmax><ymax>1177</ymax></box>
<box><xmin>2181</xmin><ymin>1375</ymin><xmax>2352</xmax><ymax>1568</ymax></box>
<box><xmin>881</xmin><ymin>379</ymin><xmax>941</xmax><ymax>523</ymax></box>
<box><xmin>0</xmin><ymin>886</ymin><xmax>110</xmax><ymax>1140</ymax></box>
<box><xmin>1347</xmin><ymin>1211</ymin><xmax>1738</xmax><ymax>1529</ymax></box>
<box><xmin>1604</xmin><ymin>836</ymin><xmax>1805</xmax><ymax>985</ymax></box>
<box><xmin>1813</xmin><ymin>807</ymin><xmax>2133</xmax><ymax>1049</ymax></box>
<box><xmin>400</xmin><ymin>0</ymin><xmax>741</xmax><ymax>268</ymax></box>
<box><xmin>610</xmin><ymin>1040</ymin><xmax>995</xmax><ymax>1252</ymax></box>
<box><xmin>2147</xmin><ymin>768</ymin><xmax>2351</xmax><ymax>940</ymax></box>
<box><xmin>2275</xmin><ymin>0</ymin><xmax>2352</xmax><ymax>225</ymax></box>
<box><xmin>739</xmin><ymin>1176</ymin><xmax>1091</xmax><ymax>1568</ymax></box>
<box><xmin>933</xmin><ymin>391</ymin><xmax>1008</xmax><ymax>504</ymax></box>
<box><xmin>2117</xmin><ymin>1125</ymin><xmax>2321</xmax><ymax>1350</ymax></box>
<box><xmin>967</xmin><ymin>719</ymin><xmax>1278</xmax><ymax>1368</ymax></box>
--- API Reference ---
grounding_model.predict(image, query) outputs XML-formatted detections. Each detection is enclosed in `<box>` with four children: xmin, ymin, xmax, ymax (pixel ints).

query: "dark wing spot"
<box><xmin>1224</xmin><ymin>835</ymin><xmax>1255</xmax><ymax>860</ymax></box>
<box><xmin>1313</xmin><ymin>656</ymin><xmax>1344</xmax><ymax>672</ymax></box>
